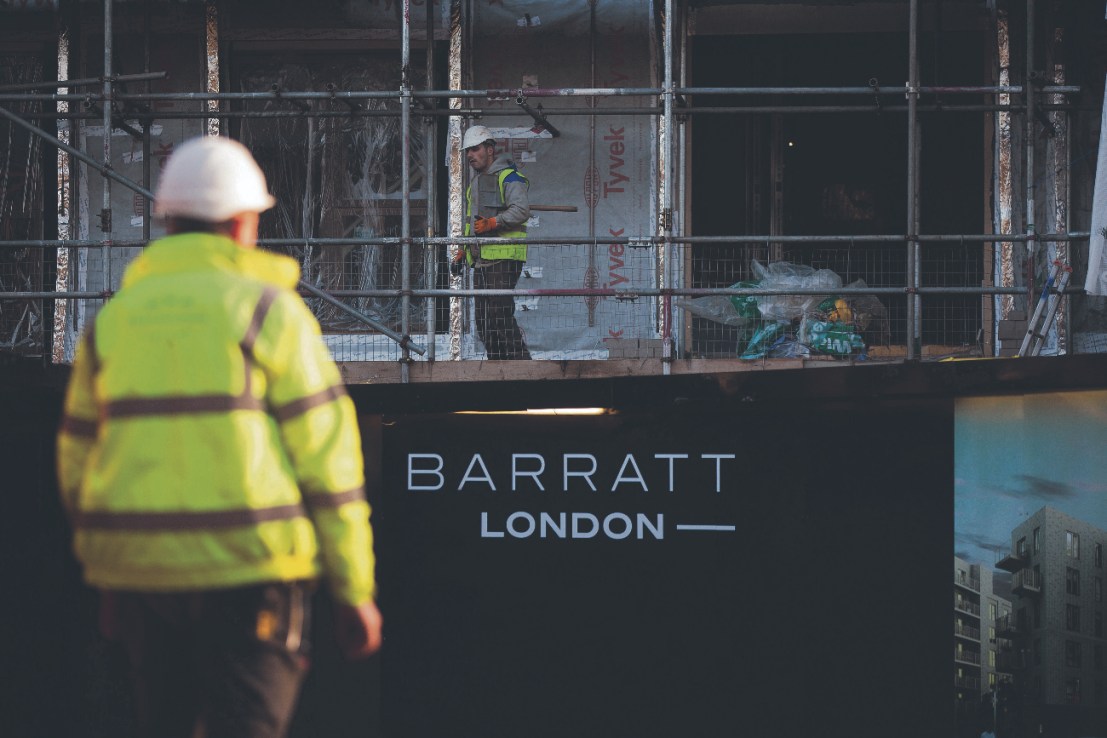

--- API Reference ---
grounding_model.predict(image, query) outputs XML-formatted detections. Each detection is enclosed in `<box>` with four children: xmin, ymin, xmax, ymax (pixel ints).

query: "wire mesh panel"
<box><xmin>781</xmin><ymin>242</ymin><xmax>903</xmax><ymax>350</ymax></box>
<box><xmin>918</xmin><ymin>241</ymin><xmax>986</xmax><ymax>351</ymax></box>
<box><xmin>682</xmin><ymin>242</ymin><xmax>893</xmax><ymax>361</ymax></box>
<box><xmin>685</xmin><ymin>243</ymin><xmax>768</xmax><ymax>358</ymax></box>
<box><xmin>449</xmin><ymin>241</ymin><xmax>659</xmax><ymax>360</ymax></box>
<box><xmin>64</xmin><ymin>18</ymin><xmax>209</xmax><ymax>352</ymax></box>
<box><xmin>237</xmin><ymin>54</ymin><xmax>432</xmax><ymax>357</ymax></box>
<box><xmin>683</xmin><ymin>240</ymin><xmax>983</xmax><ymax>359</ymax></box>
<box><xmin>1</xmin><ymin>53</ymin><xmax>47</xmax><ymax>355</ymax></box>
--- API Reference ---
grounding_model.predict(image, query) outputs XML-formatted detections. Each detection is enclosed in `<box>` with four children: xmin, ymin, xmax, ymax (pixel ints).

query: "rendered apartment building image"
<box><xmin>979</xmin><ymin>506</ymin><xmax>1107</xmax><ymax>737</ymax></box>
<box><xmin>955</xmin><ymin>555</ymin><xmax>1014</xmax><ymax>734</ymax></box>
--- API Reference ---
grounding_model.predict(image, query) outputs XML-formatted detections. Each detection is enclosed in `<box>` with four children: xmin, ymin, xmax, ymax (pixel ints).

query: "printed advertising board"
<box><xmin>954</xmin><ymin>390</ymin><xmax>1107</xmax><ymax>738</ymax></box>
<box><xmin>371</xmin><ymin>400</ymin><xmax>952</xmax><ymax>737</ymax></box>
<box><xmin>13</xmin><ymin>358</ymin><xmax>1107</xmax><ymax>737</ymax></box>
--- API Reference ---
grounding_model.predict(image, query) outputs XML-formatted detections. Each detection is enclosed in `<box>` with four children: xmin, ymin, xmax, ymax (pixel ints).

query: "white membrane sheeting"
<box><xmin>466</xmin><ymin>0</ymin><xmax>660</xmax><ymax>356</ymax></box>
<box><xmin>1084</xmin><ymin>75</ymin><xmax>1107</xmax><ymax>297</ymax></box>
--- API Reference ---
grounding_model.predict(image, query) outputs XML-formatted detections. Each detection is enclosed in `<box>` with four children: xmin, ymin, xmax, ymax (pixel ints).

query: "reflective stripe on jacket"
<box><xmin>464</xmin><ymin>166</ymin><xmax>528</xmax><ymax>263</ymax></box>
<box><xmin>56</xmin><ymin>233</ymin><xmax>375</xmax><ymax>605</ymax></box>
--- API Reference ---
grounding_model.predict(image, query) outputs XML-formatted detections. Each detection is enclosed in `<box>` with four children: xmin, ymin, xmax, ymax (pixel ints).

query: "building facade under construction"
<box><xmin>1</xmin><ymin>0</ymin><xmax>1105</xmax><ymax>384</ymax></box>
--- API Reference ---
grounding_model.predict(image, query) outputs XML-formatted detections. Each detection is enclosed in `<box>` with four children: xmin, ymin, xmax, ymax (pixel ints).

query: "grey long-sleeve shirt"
<box><xmin>469</xmin><ymin>154</ymin><xmax>530</xmax><ymax>232</ymax></box>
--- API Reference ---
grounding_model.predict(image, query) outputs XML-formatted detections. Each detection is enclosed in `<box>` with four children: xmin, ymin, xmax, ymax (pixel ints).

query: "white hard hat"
<box><xmin>461</xmin><ymin>125</ymin><xmax>494</xmax><ymax>150</ymax></box>
<box><xmin>154</xmin><ymin>136</ymin><xmax>276</xmax><ymax>222</ymax></box>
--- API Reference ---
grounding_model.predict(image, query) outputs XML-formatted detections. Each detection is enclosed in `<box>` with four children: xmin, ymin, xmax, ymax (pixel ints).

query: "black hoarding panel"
<box><xmin>374</xmin><ymin>400</ymin><xmax>952</xmax><ymax>738</ymax></box>
<box><xmin>34</xmin><ymin>355</ymin><xmax>1107</xmax><ymax>736</ymax></box>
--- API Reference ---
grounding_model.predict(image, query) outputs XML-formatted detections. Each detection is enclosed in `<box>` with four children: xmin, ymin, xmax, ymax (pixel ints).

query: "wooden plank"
<box><xmin>340</xmin><ymin>356</ymin><xmax>817</xmax><ymax>385</ymax></box>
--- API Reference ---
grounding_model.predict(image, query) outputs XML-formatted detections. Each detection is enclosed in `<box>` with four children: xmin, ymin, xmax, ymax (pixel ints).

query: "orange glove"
<box><xmin>473</xmin><ymin>216</ymin><xmax>498</xmax><ymax>235</ymax></box>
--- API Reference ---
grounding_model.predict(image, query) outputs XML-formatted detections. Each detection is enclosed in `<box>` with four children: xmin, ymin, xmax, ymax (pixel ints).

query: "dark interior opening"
<box><xmin>690</xmin><ymin>31</ymin><xmax>986</xmax><ymax>357</ymax></box>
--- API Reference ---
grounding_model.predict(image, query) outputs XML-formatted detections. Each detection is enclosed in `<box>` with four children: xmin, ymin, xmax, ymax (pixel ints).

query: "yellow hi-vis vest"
<box><xmin>56</xmin><ymin>233</ymin><xmax>375</xmax><ymax>605</ymax></box>
<box><xmin>464</xmin><ymin>167</ymin><xmax>528</xmax><ymax>263</ymax></box>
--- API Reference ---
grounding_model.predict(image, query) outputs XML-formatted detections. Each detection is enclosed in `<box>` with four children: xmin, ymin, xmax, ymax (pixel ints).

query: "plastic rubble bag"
<box><xmin>765</xmin><ymin>335</ymin><xmax>810</xmax><ymax>358</ymax></box>
<box><xmin>796</xmin><ymin>279</ymin><xmax>892</xmax><ymax>356</ymax></box>
<box><xmin>738</xmin><ymin>321</ymin><xmax>785</xmax><ymax>360</ymax></box>
<box><xmin>749</xmin><ymin>259</ymin><xmax>842</xmax><ymax>322</ymax></box>
<box><xmin>844</xmin><ymin>287</ymin><xmax>890</xmax><ymax>341</ymax></box>
<box><xmin>809</xmin><ymin>280</ymin><xmax>890</xmax><ymax>352</ymax></box>
<box><xmin>738</xmin><ymin>321</ymin><xmax>811</xmax><ymax>360</ymax></box>
<box><xmin>821</xmin><ymin>297</ymin><xmax>854</xmax><ymax>324</ymax></box>
<box><xmin>810</xmin><ymin>280</ymin><xmax>888</xmax><ymax>332</ymax></box>
<box><xmin>677</xmin><ymin>280</ymin><xmax>767</xmax><ymax>355</ymax></box>
<box><xmin>739</xmin><ymin>321</ymin><xmax>811</xmax><ymax>360</ymax></box>
<box><xmin>727</xmin><ymin>281</ymin><xmax>766</xmax><ymax>354</ymax></box>
<box><xmin>675</xmin><ymin>281</ymin><xmax>762</xmax><ymax>328</ymax></box>
<box><xmin>675</xmin><ymin>295</ymin><xmax>749</xmax><ymax>328</ymax></box>
<box><xmin>728</xmin><ymin>281</ymin><xmax>762</xmax><ymax>321</ymax></box>
<box><xmin>800</xmin><ymin>317</ymin><xmax>867</xmax><ymax>356</ymax></box>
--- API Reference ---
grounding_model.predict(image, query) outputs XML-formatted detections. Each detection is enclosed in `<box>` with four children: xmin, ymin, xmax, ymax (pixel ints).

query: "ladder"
<box><xmin>1018</xmin><ymin>259</ymin><xmax>1072</xmax><ymax>357</ymax></box>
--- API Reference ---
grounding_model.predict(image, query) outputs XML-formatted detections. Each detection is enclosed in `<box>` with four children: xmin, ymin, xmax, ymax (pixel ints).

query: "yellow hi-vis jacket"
<box><xmin>57</xmin><ymin>233</ymin><xmax>375</xmax><ymax>606</ymax></box>
<box><xmin>464</xmin><ymin>163</ymin><xmax>529</xmax><ymax>264</ymax></box>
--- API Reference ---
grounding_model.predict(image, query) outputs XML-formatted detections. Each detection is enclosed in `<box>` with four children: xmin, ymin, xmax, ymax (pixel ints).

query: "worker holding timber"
<box><xmin>456</xmin><ymin>123</ymin><xmax>532</xmax><ymax>360</ymax></box>
<box><xmin>56</xmin><ymin>136</ymin><xmax>381</xmax><ymax>738</ymax></box>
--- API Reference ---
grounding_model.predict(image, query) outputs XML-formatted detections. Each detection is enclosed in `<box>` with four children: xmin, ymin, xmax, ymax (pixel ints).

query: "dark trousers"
<box><xmin>107</xmin><ymin>582</ymin><xmax>312</xmax><ymax>738</ymax></box>
<box><xmin>473</xmin><ymin>259</ymin><xmax>531</xmax><ymax>360</ymax></box>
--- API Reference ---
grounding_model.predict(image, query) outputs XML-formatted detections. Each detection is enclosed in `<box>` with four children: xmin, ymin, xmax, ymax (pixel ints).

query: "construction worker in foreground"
<box><xmin>56</xmin><ymin>136</ymin><xmax>381</xmax><ymax>738</ymax></box>
<box><xmin>456</xmin><ymin>124</ymin><xmax>532</xmax><ymax>360</ymax></box>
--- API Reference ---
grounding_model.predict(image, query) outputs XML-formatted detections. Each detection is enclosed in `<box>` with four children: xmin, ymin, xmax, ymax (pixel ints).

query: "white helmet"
<box><xmin>461</xmin><ymin>125</ymin><xmax>494</xmax><ymax>150</ymax></box>
<box><xmin>154</xmin><ymin>136</ymin><xmax>276</xmax><ymax>222</ymax></box>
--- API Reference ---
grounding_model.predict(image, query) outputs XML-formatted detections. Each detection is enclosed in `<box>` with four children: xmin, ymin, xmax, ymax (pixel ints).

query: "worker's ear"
<box><xmin>228</xmin><ymin>211</ymin><xmax>261</xmax><ymax>249</ymax></box>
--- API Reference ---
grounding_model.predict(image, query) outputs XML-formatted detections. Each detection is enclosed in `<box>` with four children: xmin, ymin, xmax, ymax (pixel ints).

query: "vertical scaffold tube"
<box><xmin>1060</xmin><ymin>83</ymin><xmax>1070</xmax><ymax>352</ymax></box>
<box><xmin>142</xmin><ymin>0</ymin><xmax>151</xmax><ymax>245</ymax></box>
<box><xmin>447</xmin><ymin>0</ymin><xmax>463</xmax><ymax>361</ymax></box>
<box><xmin>905</xmin><ymin>0</ymin><xmax>920</xmax><ymax>360</ymax></box>
<box><xmin>661</xmin><ymin>0</ymin><xmax>674</xmax><ymax>373</ymax></box>
<box><xmin>424</xmin><ymin>0</ymin><xmax>437</xmax><ymax>360</ymax></box>
<box><xmin>401</xmin><ymin>0</ymin><xmax>413</xmax><ymax>381</ymax></box>
<box><xmin>1025</xmin><ymin>0</ymin><xmax>1037</xmax><ymax>309</ymax></box>
<box><xmin>102</xmin><ymin>0</ymin><xmax>113</xmax><ymax>296</ymax></box>
<box><xmin>587</xmin><ymin>0</ymin><xmax>597</xmax><ymax>328</ymax></box>
<box><xmin>54</xmin><ymin>25</ymin><xmax>70</xmax><ymax>364</ymax></box>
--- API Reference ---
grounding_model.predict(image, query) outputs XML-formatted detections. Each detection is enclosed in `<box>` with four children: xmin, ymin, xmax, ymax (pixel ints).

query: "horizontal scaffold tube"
<box><xmin>0</xmin><ymin>71</ymin><xmax>167</xmax><ymax>93</ymax></box>
<box><xmin>0</xmin><ymin>84</ymin><xmax>1081</xmax><ymax>105</ymax></box>
<box><xmin>0</xmin><ymin>233</ymin><xmax>1089</xmax><ymax>250</ymax></box>
<box><xmin>0</xmin><ymin>105</ymin><xmax>154</xmax><ymax>200</ymax></box>
<box><xmin>5</xmin><ymin>286</ymin><xmax>1077</xmax><ymax>302</ymax></box>
<box><xmin>14</xmin><ymin>104</ymin><xmax>1088</xmax><ymax>121</ymax></box>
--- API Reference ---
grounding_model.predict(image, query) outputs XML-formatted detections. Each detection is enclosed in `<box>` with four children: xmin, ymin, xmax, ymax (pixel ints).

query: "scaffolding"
<box><xmin>0</xmin><ymin>0</ymin><xmax>1097</xmax><ymax>379</ymax></box>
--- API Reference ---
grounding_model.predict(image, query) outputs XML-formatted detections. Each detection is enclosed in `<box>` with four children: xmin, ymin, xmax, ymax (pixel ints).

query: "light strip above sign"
<box><xmin>454</xmin><ymin>408</ymin><xmax>613</xmax><ymax>416</ymax></box>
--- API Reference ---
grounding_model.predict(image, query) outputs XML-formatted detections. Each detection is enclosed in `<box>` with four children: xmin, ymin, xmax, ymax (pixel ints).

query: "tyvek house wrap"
<box><xmin>466</xmin><ymin>0</ymin><xmax>659</xmax><ymax>357</ymax></box>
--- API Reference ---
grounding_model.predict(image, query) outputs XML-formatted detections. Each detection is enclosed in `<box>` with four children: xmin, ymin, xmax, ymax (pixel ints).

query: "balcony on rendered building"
<box><xmin>995</xmin><ymin>613</ymin><xmax>1022</xmax><ymax>639</ymax></box>
<box><xmin>954</xmin><ymin>595</ymin><xmax>981</xmax><ymax>616</ymax></box>
<box><xmin>1011</xmin><ymin>568</ymin><xmax>1042</xmax><ymax>596</ymax></box>
<box><xmin>995</xmin><ymin>547</ymin><xmax>1029</xmax><ymax>572</ymax></box>
<box><xmin>955</xmin><ymin>621</ymin><xmax>981</xmax><ymax>641</ymax></box>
